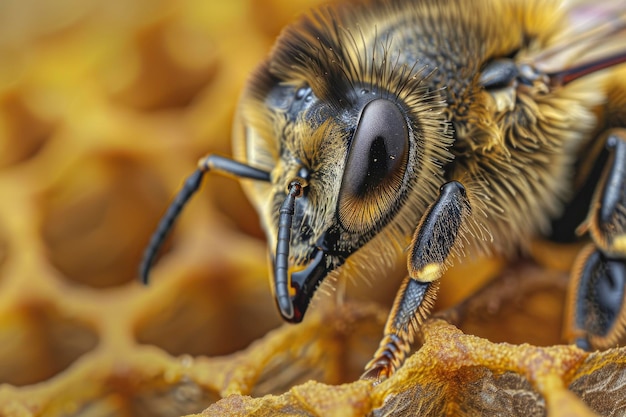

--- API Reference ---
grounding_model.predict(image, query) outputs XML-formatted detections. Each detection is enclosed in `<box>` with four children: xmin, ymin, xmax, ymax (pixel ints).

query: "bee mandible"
<box><xmin>141</xmin><ymin>0</ymin><xmax>626</xmax><ymax>381</ymax></box>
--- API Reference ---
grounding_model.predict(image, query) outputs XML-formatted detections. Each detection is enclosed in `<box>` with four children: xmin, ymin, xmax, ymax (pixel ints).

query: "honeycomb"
<box><xmin>0</xmin><ymin>1</ymin><xmax>625</xmax><ymax>416</ymax></box>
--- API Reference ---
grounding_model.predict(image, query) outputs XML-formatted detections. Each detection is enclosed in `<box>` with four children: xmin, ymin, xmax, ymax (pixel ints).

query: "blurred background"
<box><xmin>0</xmin><ymin>0</ymin><xmax>576</xmax><ymax>416</ymax></box>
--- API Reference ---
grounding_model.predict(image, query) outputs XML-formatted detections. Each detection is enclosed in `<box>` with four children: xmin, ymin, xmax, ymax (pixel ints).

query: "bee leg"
<box><xmin>565</xmin><ymin>131</ymin><xmax>626</xmax><ymax>350</ymax></box>
<box><xmin>362</xmin><ymin>181</ymin><xmax>471</xmax><ymax>381</ymax></box>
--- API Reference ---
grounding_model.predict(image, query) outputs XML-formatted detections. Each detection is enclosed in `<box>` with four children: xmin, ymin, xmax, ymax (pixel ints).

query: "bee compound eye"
<box><xmin>338</xmin><ymin>99</ymin><xmax>409</xmax><ymax>233</ymax></box>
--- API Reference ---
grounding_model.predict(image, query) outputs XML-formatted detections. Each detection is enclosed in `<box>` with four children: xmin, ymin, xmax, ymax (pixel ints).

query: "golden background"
<box><xmin>0</xmin><ymin>0</ymin><xmax>624</xmax><ymax>416</ymax></box>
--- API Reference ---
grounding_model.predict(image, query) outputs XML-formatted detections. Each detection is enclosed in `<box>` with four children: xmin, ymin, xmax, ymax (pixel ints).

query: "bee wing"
<box><xmin>524</xmin><ymin>0</ymin><xmax>626</xmax><ymax>85</ymax></box>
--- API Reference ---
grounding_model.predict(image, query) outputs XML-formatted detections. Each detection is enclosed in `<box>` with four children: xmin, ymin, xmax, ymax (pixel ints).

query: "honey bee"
<box><xmin>141</xmin><ymin>0</ymin><xmax>626</xmax><ymax>381</ymax></box>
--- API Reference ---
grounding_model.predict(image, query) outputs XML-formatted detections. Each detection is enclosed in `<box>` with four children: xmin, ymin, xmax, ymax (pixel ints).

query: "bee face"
<box><xmin>232</xmin><ymin>4</ymin><xmax>457</xmax><ymax>321</ymax></box>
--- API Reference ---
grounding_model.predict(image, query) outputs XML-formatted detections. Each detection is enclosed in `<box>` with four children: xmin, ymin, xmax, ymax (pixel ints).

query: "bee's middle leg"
<box><xmin>362</xmin><ymin>181</ymin><xmax>471</xmax><ymax>381</ymax></box>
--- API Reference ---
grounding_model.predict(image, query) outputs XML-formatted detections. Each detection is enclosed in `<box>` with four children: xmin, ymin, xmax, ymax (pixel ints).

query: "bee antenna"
<box><xmin>139</xmin><ymin>155</ymin><xmax>271</xmax><ymax>286</ymax></box>
<box><xmin>274</xmin><ymin>180</ymin><xmax>304</xmax><ymax>320</ymax></box>
<box><xmin>139</xmin><ymin>168</ymin><xmax>206</xmax><ymax>285</ymax></box>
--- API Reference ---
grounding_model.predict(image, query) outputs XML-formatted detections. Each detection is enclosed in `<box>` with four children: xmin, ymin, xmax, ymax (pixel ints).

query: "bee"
<box><xmin>140</xmin><ymin>0</ymin><xmax>626</xmax><ymax>381</ymax></box>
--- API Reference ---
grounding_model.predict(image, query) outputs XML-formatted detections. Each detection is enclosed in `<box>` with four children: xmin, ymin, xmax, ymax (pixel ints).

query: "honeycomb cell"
<box><xmin>455</xmin><ymin>265</ymin><xmax>568</xmax><ymax>347</ymax></box>
<box><xmin>40</xmin><ymin>152</ymin><xmax>170</xmax><ymax>288</ymax></box>
<box><xmin>0</xmin><ymin>92</ymin><xmax>55</xmax><ymax>168</ymax></box>
<box><xmin>135</xmin><ymin>266</ymin><xmax>281</xmax><ymax>358</ymax></box>
<box><xmin>81</xmin><ymin>376</ymin><xmax>218</xmax><ymax>417</ymax></box>
<box><xmin>0</xmin><ymin>300</ymin><xmax>98</xmax><ymax>386</ymax></box>
<box><xmin>132</xmin><ymin>378</ymin><xmax>220</xmax><ymax>417</ymax></box>
<box><xmin>248</xmin><ymin>304</ymin><xmax>386</xmax><ymax>397</ymax></box>
<box><xmin>108</xmin><ymin>21</ymin><xmax>218</xmax><ymax>111</ymax></box>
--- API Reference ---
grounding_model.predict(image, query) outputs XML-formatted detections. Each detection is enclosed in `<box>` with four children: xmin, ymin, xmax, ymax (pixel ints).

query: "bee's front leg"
<box><xmin>565</xmin><ymin>130</ymin><xmax>626</xmax><ymax>350</ymax></box>
<box><xmin>362</xmin><ymin>181</ymin><xmax>471</xmax><ymax>381</ymax></box>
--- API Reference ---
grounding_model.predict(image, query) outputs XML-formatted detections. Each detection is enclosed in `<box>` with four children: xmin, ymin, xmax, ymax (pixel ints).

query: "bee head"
<box><xmin>232</xmin><ymin>6</ymin><xmax>453</xmax><ymax>322</ymax></box>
